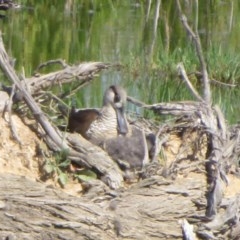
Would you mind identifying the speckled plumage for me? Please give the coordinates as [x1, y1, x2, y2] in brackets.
[68, 85, 129, 145]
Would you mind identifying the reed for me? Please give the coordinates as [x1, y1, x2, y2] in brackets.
[1, 0, 239, 123]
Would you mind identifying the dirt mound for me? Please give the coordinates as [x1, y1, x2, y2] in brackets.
[0, 114, 41, 179]
[0, 114, 82, 196]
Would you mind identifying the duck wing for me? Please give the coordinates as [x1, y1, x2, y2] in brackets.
[68, 108, 100, 138]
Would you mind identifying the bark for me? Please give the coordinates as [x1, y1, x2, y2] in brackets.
[26, 61, 112, 95]
[0, 172, 207, 240]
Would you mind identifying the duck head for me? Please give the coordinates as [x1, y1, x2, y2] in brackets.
[103, 85, 129, 135]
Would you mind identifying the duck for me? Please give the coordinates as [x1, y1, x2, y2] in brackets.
[103, 127, 150, 171]
[68, 85, 129, 145]
[67, 85, 158, 171]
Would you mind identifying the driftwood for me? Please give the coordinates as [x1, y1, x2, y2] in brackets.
[0, 1, 240, 239]
[1, 60, 113, 100]
[176, 1, 227, 220]
[1, 169, 240, 239]
[0, 173, 207, 240]
[27, 61, 112, 95]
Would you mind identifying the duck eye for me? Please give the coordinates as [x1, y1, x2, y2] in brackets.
[114, 94, 121, 103]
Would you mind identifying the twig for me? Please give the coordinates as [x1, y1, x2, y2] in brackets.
[127, 96, 146, 107]
[128, 94, 206, 116]
[180, 219, 195, 240]
[34, 59, 69, 74]
[189, 71, 237, 88]
[177, 63, 204, 102]
[3, 84, 22, 145]
[66, 79, 93, 98]
[39, 91, 69, 109]
[194, 0, 199, 34]
[210, 78, 237, 88]
[151, 124, 168, 162]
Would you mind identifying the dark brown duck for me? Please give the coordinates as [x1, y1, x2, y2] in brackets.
[68, 85, 129, 145]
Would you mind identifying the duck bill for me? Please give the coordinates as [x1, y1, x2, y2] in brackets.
[116, 108, 128, 135]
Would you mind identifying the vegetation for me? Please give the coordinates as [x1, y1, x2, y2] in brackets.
[0, 0, 239, 123]
[44, 149, 70, 186]
[44, 149, 97, 186]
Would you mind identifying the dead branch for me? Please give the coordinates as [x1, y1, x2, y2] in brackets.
[66, 133, 123, 189]
[148, 101, 207, 115]
[177, 62, 204, 102]
[1, 61, 113, 100]
[26, 61, 112, 95]
[128, 15, 236, 229]
[0, 35, 68, 150]
[128, 96, 206, 116]
[181, 219, 195, 240]
[174, 1, 234, 222]
[176, 0, 211, 104]
[127, 95, 147, 107]
[4, 84, 22, 145]
[34, 59, 69, 73]
[191, 71, 237, 88]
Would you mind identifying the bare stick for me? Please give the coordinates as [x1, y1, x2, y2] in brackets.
[177, 63, 204, 101]
[181, 219, 195, 240]
[176, 0, 211, 104]
[127, 96, 147, 107]
[3, 84, 22, 145]
[0, 34, 68, 150]
[189, 71, 237, 88]
[128, 94, 204, 116]
[210, 78, 236, 88]
[27, 62, 111, 94]
[34, 59, 69, 73]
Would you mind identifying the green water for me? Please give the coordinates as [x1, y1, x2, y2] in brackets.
[0, 0, 240, 123]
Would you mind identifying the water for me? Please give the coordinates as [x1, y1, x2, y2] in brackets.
[0, 0, 239, 123]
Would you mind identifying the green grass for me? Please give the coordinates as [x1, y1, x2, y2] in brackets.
[120, 44, 240, 124]
[1, 0, 239, 125]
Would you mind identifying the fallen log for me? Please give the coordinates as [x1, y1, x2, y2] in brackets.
[0, 172, 207, 240]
